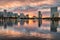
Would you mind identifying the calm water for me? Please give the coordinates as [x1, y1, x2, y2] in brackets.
[0, 19, 60, 40]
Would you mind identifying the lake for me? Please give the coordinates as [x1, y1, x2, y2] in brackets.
[0, 19, 60, 40]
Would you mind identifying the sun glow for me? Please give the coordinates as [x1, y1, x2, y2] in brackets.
[29, 16, 32, 18]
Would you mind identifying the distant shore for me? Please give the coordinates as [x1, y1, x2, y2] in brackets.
[0, 17, 60, 20]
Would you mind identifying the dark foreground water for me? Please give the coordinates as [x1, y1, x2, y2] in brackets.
[0, 19, 60, 40]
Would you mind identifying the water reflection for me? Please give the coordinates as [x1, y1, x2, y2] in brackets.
[4, 19, 7, 29]
[50, 20, 59, 32]
[20, 19, 25, 25]
[15, 19, 18, 25]
[25, 19, 29, 24]
[19, 19, 42, 27]
[0, 19, 60, 40]
[0, 19, 59, 32]
[33, 19, 36, 23]
[0, 19, 18, 30]
[38, 19, 42, 27]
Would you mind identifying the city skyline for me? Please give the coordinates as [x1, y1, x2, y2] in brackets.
[0, 0, 60, 18]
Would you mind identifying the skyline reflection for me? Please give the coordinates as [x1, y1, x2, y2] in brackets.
[50, 20, 59, 32]
[0, 19, 59, 40]
[0, 19, 59, 32]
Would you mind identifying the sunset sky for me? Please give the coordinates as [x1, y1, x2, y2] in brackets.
[0, 0, 60, 18]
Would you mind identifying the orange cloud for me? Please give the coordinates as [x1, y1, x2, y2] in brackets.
[0, 0, 55, 9]
[0, 0, 57, 18]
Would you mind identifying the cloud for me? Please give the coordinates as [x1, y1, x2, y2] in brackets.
[0, 0, 59, 9]
[0, 0, 55, 9]
[0, 0, 60, 18]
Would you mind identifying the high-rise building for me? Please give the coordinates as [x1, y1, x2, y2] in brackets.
[3, 9, 7, 17]
[38, 11, 42, 19]
[54, 12, 59, 18]
[0, 12, 4, 17]
[51, 7, 58, 18]
[4, 9, 7, 13]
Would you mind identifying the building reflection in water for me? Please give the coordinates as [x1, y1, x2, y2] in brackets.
[7, 20, 13, 26]
[50, 20, 59, 32]
[20, 19, 25, 25]
[33, 19, 36, 23]
[38, 19, 42, 27]
[0, 20, 3, 26]
[0, 19, 42, 29]
[4, 19, 7, 29]
[0, 19, 18, 29]
[15, 19, 18, 25]
[25, 19, 29, 24]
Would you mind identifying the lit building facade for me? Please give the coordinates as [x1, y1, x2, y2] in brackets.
[54, 12, 59, 18]
[51, 7, 58, 18]
[38, 11, 42, 18]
